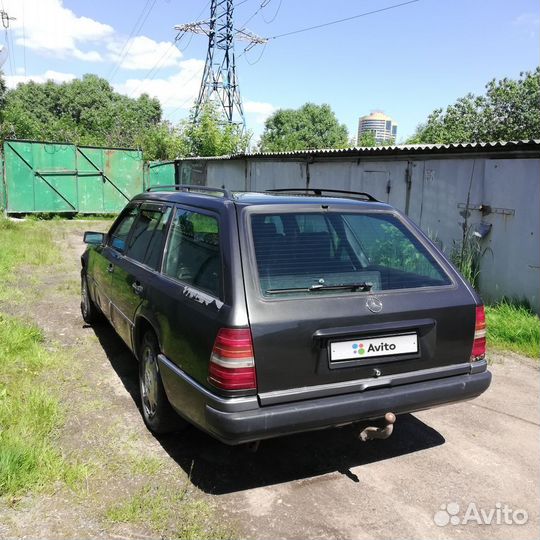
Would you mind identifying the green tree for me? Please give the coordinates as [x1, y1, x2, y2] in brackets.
[357, 131, 395, 147]
[0, 72, 6, 120]
[135, 123, 186, 161]
[178, 102, 251, 157]
[358, 131, 377, 146]
[408, 68, 540, 143]
[0, 73, 251, 160]
[259, 103, 348, 152]
[0, 73, 165, 155]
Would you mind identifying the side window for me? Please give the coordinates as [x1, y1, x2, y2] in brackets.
[163, 208, 221, 298]
[109, 206, 138, 253]
[125, 207, 171, 268]
[144, 207, 171, 270]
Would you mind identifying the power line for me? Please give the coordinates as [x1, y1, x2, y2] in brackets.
[194, 0, 213, 20]
[127, 1, 211, 98]
[237, 0, 271, 30]
[108, 0, 158, 82]
[164, 69, 203, 118]
[243, 40, 267, 65]
[21, 0, 26, 76]
[108, 0, 152, 79]
[0, 2, 15, 76]
[127, 37, 179, 98]
[175, 0, 267, 130]
[266, 0, 420, 40]
[166, 21, 265, 121]
[261, 0, 282, 24]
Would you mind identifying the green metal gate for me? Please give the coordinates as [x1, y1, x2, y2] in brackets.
[3, 140, 144, 214]
[0, 158, 5, 210]
[147, 160, 176, 188]
[146, 159, 208, 189]
[77, 146, 142, 213]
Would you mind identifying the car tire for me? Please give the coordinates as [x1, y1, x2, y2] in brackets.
[81, 273, 102, 325]
[138, 330, 187, 435]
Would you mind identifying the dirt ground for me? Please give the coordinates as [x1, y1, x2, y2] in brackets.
[0, 221, 538, 540]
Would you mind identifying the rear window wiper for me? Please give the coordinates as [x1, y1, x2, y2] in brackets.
[266, 282, 373, 294]
[308, 282, 373, 292]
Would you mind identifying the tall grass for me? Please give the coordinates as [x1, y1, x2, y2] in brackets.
[486, 301, 540, 359]
[0, 217, 59, 301]
[0, 217, 84, 494]
[0, 314, 84, 494]
[450, 230, 483, 289]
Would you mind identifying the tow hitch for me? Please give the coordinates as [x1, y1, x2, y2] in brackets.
[358, 412, 396, 441]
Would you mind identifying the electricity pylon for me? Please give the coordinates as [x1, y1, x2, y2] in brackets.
[175, 0, 267, 131]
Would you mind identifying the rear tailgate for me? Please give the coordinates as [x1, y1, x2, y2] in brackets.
[238, 204, 477, 405]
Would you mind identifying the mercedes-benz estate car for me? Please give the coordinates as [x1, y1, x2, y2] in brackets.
[81, 186, 491, 444]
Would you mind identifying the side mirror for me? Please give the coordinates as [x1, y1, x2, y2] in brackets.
[84, 231, 105, 245]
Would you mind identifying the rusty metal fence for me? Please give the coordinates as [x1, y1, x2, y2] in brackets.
[2, 140, 144, 214]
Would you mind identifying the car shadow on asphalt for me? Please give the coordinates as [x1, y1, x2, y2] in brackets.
[91, 321, 446, 496]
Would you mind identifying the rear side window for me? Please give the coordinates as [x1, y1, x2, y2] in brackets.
[109, 206, 138, 253]
[126, 207, 171, 269]
[250, 212, 451, 296]
[163, 209, 221, 298]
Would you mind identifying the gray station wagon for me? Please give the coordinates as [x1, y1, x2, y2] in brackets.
[81, 186, 491, 445]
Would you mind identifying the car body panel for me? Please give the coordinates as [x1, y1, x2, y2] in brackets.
[236, 204, 477, 397]
[81, 189, 492, 445]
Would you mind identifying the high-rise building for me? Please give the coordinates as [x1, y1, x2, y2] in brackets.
[357, 111, 398, 144]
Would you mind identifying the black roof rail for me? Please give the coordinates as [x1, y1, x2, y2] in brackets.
[265, 188, 378, 202]
[145, 184, 232, 199]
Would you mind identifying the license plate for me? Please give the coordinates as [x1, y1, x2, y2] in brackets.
[330, 333, 418, 361]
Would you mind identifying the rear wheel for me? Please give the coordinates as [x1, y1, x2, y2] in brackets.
[81, 273, 102, 325]
[139, 331, 186, 434]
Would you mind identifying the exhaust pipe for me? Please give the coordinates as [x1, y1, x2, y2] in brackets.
[358, 412, 396, 441]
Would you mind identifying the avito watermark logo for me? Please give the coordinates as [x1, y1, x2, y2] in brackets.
[434, 502, 528, 526]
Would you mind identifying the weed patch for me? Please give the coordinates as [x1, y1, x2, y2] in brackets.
[486, 301, 539, 358]
[0, 314, 86, 495]
[106, 485, 233, 539]
[0, 217, 59, 302]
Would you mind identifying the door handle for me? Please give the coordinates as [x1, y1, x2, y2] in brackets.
[107, 263, 114, 273]
[132, 282, 144, 295]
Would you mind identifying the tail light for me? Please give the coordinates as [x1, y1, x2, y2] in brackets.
[209, 328, 257, 391]
[470, 305, 486, 361]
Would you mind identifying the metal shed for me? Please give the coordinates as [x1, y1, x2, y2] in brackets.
[171, 140, 540, 311]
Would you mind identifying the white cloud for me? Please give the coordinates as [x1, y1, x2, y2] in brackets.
[3, 0, 112, 61]
[115, 58, 205, 112]
[72, 49, 103, 62]
[5, 70, 76, 88]
[244, 100, 275, 124]
[107, 36, 183, 70]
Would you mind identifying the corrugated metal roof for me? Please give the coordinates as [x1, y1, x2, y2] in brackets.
[176, 139, 540, 161]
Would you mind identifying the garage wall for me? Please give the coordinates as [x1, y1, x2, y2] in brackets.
[196, 154, 539, 311]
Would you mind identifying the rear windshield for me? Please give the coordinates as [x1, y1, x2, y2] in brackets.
[250, 212, 451, 296]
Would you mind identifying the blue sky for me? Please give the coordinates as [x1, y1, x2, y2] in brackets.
[1, 0, 539, 144]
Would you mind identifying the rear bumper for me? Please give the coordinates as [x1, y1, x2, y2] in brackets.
[158, 354, 492, 445]
[206, 370, 492, 444]
[206, 371, 491, 444]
